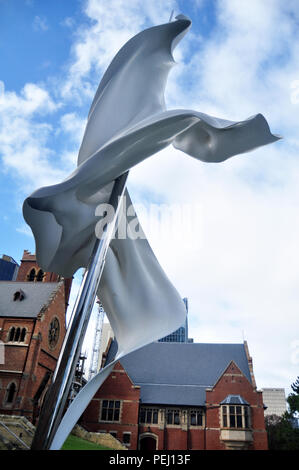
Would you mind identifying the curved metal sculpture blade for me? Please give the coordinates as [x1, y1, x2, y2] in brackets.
[23, 15, 280, 449]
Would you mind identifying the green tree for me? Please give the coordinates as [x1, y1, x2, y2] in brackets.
[265, 377, 299, 450]
[291, 376, 299, 394]
[287, 376, 299, 417]
[265, 413, 299, 450]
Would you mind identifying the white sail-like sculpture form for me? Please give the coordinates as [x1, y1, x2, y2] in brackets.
[23, 15, 280, 449]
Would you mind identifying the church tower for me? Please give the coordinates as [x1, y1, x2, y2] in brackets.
[16, 250, 73, 310]
[0, 250, 73, 422]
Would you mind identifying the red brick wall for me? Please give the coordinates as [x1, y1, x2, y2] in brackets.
[21, 282, 67, 418]
[81, 362, 209, 451]
[162, 428, 188, 450]
[81, 362, 140, 449]
[0, 318, 34, 371]
[16, 250, 57, 282]
[205, 361, 268, 450]
[188, 428, 206, 450]
[136, 422, 206, 450]
[0, 317, 35, 414]
[0, 282, 67, 420]
[80, 350, 268, 451]
[16, 250, 72, 307]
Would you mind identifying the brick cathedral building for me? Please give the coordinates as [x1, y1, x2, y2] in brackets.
[0, 249, 268, 450]
[0, 250, 72, 423]
[80, 339, 268, 450]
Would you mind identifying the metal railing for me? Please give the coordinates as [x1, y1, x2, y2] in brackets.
[0, 420, 30, 450]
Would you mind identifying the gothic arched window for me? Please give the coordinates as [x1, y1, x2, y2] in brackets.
[6, 382, 16, 404]
[8, 327, 15, 342]
[28, 268, 36, 282]
[36, 269, 44, 282]
[14, 327, 21, 342]
[20, 328, 26, 342]
[8, 326, 27, 343]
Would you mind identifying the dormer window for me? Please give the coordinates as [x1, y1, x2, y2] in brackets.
[220, 395, 251, 429]
[13, 289, 25, 301]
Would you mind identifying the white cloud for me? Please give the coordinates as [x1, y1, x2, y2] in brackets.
[0, 81, 66, 190]
[60, 17, 76, 29]
[0, 81, 57, 116]
[33, 15, 49, 32]
[59, 112, 86, 145]
[16, 225, 33, 236]
[126, 0, 299, 391]
[60, 0, 178, 102]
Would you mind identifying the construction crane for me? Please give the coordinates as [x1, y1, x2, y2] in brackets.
[88, 298, 105, 381]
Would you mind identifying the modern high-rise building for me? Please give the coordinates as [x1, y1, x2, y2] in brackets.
[97, 297, 192, 370]
[0, 254, 19, 281]
[158, 297, 192, 343]
[262, 388, 287, 416]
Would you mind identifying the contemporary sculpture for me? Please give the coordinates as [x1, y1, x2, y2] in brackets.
[24, 15, 280, 450]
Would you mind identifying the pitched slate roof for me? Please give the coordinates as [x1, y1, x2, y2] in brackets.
[220, 394, 249, 405]
[0, 281, 61, 318]
[105, 340, 252, 406]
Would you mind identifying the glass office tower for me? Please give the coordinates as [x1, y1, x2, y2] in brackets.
[0, 255, 19, 281]
[158, 298, 190, 343]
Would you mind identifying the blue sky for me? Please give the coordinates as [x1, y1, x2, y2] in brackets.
[1, 0, 299, 394]
[0, 2, 78, 89]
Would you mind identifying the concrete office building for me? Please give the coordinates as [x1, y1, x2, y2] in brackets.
[262, 388, 287, 417]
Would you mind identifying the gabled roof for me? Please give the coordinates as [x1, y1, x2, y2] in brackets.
[0, 281, 61, 318]
[105, 340, 252, 406]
